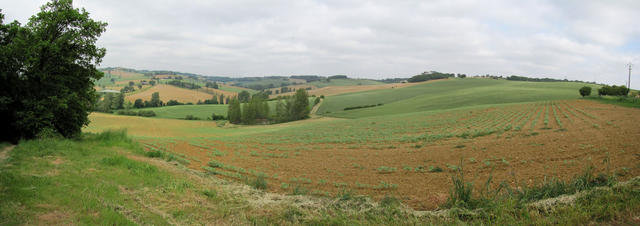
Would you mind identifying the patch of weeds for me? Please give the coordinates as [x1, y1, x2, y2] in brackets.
[428, 166, 443, 173]
[208, 160, 223, 168]
[380, 195, 401, 208]
[201, 189, 217, 199]
[282, 207, 305, 222]
[251, 175, 267, 190]
[373, 181, 398, 190]
[144, 150, 164, 158]
[292, 185, 308, 195]
[281, 183, 290, 189]
[447, 164, 460, 171]
[376, 166, 397, 174]
[333, 182, 348, 188]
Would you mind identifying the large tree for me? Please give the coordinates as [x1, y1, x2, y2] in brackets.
[290, 89, 310, 120]
[227, 98, 242, 124]
[0, 0, 107, 142]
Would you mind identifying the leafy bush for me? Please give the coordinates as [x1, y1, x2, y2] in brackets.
[166, 100, 184, 106]
[579, 86, 592, 97]
[184, 115, 200, 120]
[211, 113, 225, 120]
[136, 110, 155, 117]
[598, 85, 629, 96]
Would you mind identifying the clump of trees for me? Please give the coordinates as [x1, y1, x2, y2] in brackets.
[167, 80, 201, 89]
[597, 85, 629, 96]
[274, 89, 310, 123]
[96, 92, 125, 112]
[228, 89, 310, 124]
[408, 71, 455, 83]
[238, 91, 251, 103]
[205, 82, 219, 89]
[0, 0, 107, 141]
[579, 86, 592, 97]
[116, 110, 156, 117]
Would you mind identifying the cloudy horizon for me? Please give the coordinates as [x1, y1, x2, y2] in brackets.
[2, 0, 639, 87]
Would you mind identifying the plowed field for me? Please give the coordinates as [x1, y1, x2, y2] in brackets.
[87, 100, 640, 210]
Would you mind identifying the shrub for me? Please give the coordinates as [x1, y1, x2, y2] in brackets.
[144, 150, 164, 158]
[166, 100, 183, 106]
[251, 175, 268, 190]
[211, 113, 225, 120]
[579, 86, 592, 97]
[184, 115, 200, 120]
[137, 110, 156, 117]
[598, 85, 629, 96]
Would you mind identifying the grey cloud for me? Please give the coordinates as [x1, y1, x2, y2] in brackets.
[1, 0, 638, 87]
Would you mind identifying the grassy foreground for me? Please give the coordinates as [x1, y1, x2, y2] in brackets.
[1, 131, 639, 225]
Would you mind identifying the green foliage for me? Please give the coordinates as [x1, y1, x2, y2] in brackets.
[0, 0, 107, 142]
[597, 85, 629, 96]
[115, 110, 156, 117]
[579, 86, 592, 97]
[184, 115, 200, 120]
[227, 98, 242, 124]
[205, 81, 219, 89]
[167, 80, 201, 89]
[251, 175, 268, 190]
[134, 99, 144, 108]
[407, 71, 455, 83]
[516, 166, 614, 202]
[238, 90, 251, 103]
[240, 97, 269, 124]
[150, 92, 162, 107]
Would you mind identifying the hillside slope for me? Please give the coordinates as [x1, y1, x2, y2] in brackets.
[318, 78, 598, 118]
[125, 84, 231, 103]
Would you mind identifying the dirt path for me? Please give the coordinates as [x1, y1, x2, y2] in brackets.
[310, 98, 323, 115]
[0, 145, 15, 164]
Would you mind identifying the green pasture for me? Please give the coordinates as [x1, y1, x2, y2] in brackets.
[308, 78, 384, 88]
[318, 78, 600, 118]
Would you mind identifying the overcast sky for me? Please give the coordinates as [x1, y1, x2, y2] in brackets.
[2, 0, 639, 87]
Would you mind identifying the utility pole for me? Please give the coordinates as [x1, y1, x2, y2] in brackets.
[628, 62, 633, 95]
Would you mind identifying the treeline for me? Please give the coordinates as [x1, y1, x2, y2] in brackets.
[344, 103, 383, 111]
[597, 85, 629, 96]
[167, 80, 201, 89]
[407, 71, 455, 83]
[227, 89, 313, 125]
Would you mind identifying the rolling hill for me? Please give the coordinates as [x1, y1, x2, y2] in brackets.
[125, 84, 218, 103]
[317, 78, 599, 118]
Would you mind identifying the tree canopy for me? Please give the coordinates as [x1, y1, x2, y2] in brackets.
[0, 0, 107, 142]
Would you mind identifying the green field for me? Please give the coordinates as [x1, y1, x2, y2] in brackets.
[318, 78, 600, 118]
[130, 97, 317, 120]
[142, 104, 229, 120]
[308, 78, 384, 88]
[218, 84, 257, 94]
